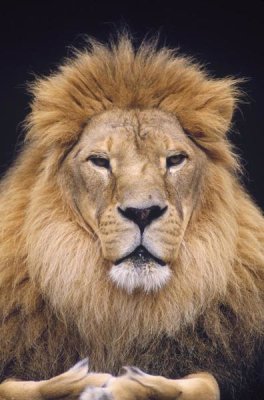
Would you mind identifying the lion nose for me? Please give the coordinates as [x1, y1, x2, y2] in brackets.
[118, 205, 167, 233]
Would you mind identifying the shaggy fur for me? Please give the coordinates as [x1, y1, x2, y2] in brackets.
[0, 36, 264, 400]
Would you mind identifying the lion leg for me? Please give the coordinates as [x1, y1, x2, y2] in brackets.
[123, 367, 220, 400]
[81, 367, 220, 400]
[0, 362, 219, 400]
[0, 360, 111, 400]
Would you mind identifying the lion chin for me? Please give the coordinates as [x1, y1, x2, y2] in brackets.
[109, 263, 171, 293]
[109, 245, 171, 293]
[109, 247, 171, 293]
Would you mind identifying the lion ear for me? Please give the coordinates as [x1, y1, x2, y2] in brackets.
[191, 77, 242, 141]
[170, 77, 243, 168]
[208, 78, 242, 130]
[213, 81, 237, 125]
[166, 76, 243, 143]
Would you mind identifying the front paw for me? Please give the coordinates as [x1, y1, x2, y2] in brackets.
[93, 367, 220, 400]
[123, 367, 220, 400]
[88, 367, 182, 400]
[39, 360, 111, 399]
[110, 367, 182, 400]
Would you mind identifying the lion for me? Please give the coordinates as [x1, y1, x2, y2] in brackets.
[0, 35, 264, 400]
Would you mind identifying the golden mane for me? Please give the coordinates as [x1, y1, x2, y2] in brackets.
[0, 36, 264, 396]
[26, 36, 240, 167]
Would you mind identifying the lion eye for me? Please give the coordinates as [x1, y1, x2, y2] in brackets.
[88, 156, 110, 169]
[166, 153, 187, 168]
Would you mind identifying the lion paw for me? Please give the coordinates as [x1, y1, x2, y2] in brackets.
[39, 360, 112, 400]
[101, 367, 219, 400]
[0, 360, 219, 400]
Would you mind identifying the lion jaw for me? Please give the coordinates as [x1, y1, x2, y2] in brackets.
[109, 259, 171, 293]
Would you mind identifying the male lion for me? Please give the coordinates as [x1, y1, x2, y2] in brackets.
[0, 36, 264, 400]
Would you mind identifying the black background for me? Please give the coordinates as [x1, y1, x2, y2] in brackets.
[0, 1, 263, 208]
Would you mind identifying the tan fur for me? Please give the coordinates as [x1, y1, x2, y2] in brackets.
[0, 35, 264, 400]
[0, 362, 219, 400]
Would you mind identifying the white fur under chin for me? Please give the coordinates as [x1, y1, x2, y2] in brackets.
[109, 262, 171, 293]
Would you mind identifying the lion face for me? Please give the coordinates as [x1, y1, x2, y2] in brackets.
[62, 108, 207, 293]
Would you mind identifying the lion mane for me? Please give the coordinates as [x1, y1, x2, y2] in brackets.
[0, 36, 264, 399]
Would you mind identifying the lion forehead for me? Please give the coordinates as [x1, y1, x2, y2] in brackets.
[78, 109, 191, 156]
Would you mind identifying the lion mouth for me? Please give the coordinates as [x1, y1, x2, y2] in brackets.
[115, 245, 166, 267]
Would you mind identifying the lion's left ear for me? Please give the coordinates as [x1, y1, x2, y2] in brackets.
[205, 78, 241, 132]
[168, 76, 243, 168]
[211, 80, 237, 124]
[189, 77, 242, 141]
[165, 76, 242, 142]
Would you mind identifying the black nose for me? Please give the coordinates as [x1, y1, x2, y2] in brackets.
[118, 205, 167, 233]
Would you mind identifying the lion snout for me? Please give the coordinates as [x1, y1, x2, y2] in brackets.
[118, 204, 168, 233]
